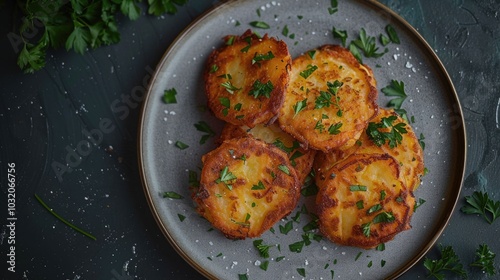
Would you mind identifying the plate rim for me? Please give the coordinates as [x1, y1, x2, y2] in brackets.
[137, 0, 467, 279]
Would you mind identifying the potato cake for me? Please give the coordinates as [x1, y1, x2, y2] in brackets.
[219, 122, 316, 184]
[315, 153, 414, 249]
[193, 137, 301, 239]
[204, 30, 291, 128]
[278, 45, 378, 152]
[315, 108, 424, 191]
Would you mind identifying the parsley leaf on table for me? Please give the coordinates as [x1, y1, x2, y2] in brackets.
[424, 245, 467, 280]
[461, 191, 500, 224]
[14, 0, 189, 73]
[470, 244, 497, 276]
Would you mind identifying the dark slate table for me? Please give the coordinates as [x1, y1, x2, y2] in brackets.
[1, 0, 499, 279]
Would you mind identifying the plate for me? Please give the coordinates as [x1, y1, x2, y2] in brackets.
[138, 0, 466, 279]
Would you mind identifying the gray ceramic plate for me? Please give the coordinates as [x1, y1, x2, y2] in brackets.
[138, 0, 466, 279]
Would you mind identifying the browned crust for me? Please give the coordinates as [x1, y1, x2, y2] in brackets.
[193, 137, 301, 239]
[204, 30, 292, 128]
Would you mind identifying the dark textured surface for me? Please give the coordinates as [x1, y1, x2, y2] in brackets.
[0, 0, 498, 279]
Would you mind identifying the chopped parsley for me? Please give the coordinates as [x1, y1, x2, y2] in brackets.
[162, 191, 184, 199]
[215, 166, 237, 190]
[414, 198, 426, 212]
[382, 80, 408, 111]
[366, 115, 408, 148]
[332, 26, 348, 47]
[249, 21, 270, 29]
[328, 122, 342, 135]
[252, 51, 275, 66]
[162, 88, 177, 104]
[297, 268, 306, 277]
[328, 0, 338, 14]
[385, 24, 400, 44]
[194, 121, 215, 144]
[278, 164, 291, 175]
[175, 141, 189, 150]
[293, 98, 308, 117]
[350, 185, 367, 192]
[220, 80, 241, 94]
[249, 80, 274, 99]
[219, 97, 230, 116]
[253, 239, 274, 258]
[251, 180, 266, 190]
[300, 64, 318, 79]
[279, 221, 294, 235]
[177, 214, 186, 222]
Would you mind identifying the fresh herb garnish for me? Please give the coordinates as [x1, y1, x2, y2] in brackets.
[382, 80, 408, 111]
[162, 88, 177, 104]
[194, 121, 215, 144]
[175, 141, 189, 150]
[219, 97, 230, 116]
[366, 115, 408, 148]
[366, 204, 382, 214]
[328, 0, 338, 14]
[372, 211, 395, 223]
[260, 260, 269, 271]
[315, 80, 344, 110]
[215, 166, 237, 190]
[461, 191, 500, 224]
[328, 122, 342, 135]
[282, 25, 289, 37]
[350, 185, 367, 192]
[278, 165, 291, 175]
[220, 81, 241, 94]
[162, 191, 184, 199]
[240, 36, 252, 53]
[293, 98, 308, 117]
[289, 241, 305, 253]
[14, 1, 188, 73]
[249, 21, 270, 29]
[34, 194, 96, 240]
[385, 24, 400, 44]
[424, 245, 467, 280]
[332, 27, 348, 47]
[252, 51, 275, 66]
[177, 214, 186, 222]
[253, 239, 274, 258]
[352, 28, 387, 59]
[273, 139, 300, 154]
[238, 273, 248, 280]
[249, 80, 274, 99]
[297, 268, 306, 277]
[280, 221, 294, 235]
[414, 198, 426, 212]
[470, 244, 497, 276]
[300, 64, 318, 79]
[356, 200, 364, 209]
[251, 180, 266, 190]
[188, 170, 199, 188]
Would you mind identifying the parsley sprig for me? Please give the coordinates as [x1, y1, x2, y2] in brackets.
[215, 166, 237, 190]
[461, 191, 500, 224]
[13, 0, 188, 73]
[382, 80, 408, 117]
[470, 244, 497, 276]
[424, 245, 467, 280]
[366, 115, 408, 148]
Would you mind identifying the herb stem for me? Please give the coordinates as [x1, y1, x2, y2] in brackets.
[34, 194, 97, 241]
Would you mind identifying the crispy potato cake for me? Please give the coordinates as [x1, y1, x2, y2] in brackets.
[219, 123, 316, 184]
[315, 153, 414, 249]
[194, 137, 300, 239]
[315, 108, 424, 191]
[278, 45, 378, 152]
[204, 30, 292, 128]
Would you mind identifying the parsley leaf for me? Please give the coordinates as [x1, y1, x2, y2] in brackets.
[194, 121, 215, 144]
[162, 191, 184, 199]
[461, 191, 500, 224]
[352, 28, 387, 58]
[300, 64, 318, 79]
[215, 166, 237, 190]
[470, 244, 497, 276]
[249, 80, 274, 98]
[424, 245, 467, 280]
[253, 239, 274, 258]
[148, 0, 188, 16]
[252, 51, 275, 66]
[366, 115, 408, 148]
[163, 88, 177, 104]
[293, 98, 308, 117]
[382, 80, 407, 110]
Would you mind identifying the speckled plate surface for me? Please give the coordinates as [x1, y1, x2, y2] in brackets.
[138, 0, 466, 279]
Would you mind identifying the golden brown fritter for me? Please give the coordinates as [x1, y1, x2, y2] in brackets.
[219, 122, 316, 184]
[278, 45, 378, 152]
[315, 108, 424, 191]
[204, 30, 291, 128]
[194, 137, 301, 239]
[315, 153, 414, 249]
